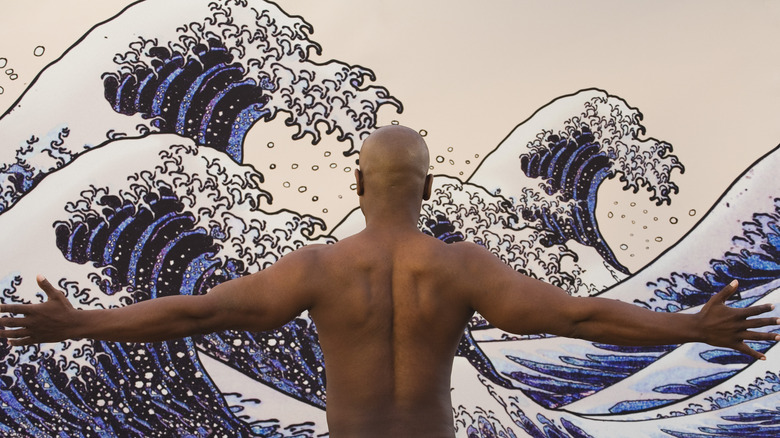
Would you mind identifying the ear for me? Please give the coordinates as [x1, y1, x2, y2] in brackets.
[422, 174, 433, 201]
[355, 168, 364, 196]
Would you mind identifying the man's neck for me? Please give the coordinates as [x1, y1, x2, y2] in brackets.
[360, 199, 423, 233]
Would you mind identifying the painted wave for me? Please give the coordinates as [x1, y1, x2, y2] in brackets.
[0, 0, 401, 213]
[469, 146, 780, 419]
[0, 137, 336, 436]
[470, 89, 684, 276]
[1, 0, 778, 436]
[419, 176, 613, 296]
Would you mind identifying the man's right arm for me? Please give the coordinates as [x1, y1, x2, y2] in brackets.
[0, 277, 220, 345]
[454, 242, 779, 360]
[0, 246, 322, 346]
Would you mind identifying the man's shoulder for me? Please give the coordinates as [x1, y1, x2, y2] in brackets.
[402, 237, 497, 274]
[438, 240, 490, 258]
[276, 243, 332, 269]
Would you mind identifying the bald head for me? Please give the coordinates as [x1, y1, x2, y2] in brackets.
[359, 125, 429, 181]
[356, 126, 432, 215]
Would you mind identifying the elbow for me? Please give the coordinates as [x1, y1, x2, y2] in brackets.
[560, 302, 599, 341]
[186, 294, 225, 335]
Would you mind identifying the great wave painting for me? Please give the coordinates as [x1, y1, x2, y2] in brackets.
[1, 1, 779, 436]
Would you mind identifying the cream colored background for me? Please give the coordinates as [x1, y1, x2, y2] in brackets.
[1, 0, 778, 271]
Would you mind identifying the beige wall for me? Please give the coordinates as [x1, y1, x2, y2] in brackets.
[1, 0, 778, 270]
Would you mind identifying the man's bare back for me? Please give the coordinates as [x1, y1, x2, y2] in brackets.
[1, 125, 778, 438]
[302, 229, 472, 437]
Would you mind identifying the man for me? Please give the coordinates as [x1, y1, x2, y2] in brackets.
[1, 125, 778, 437]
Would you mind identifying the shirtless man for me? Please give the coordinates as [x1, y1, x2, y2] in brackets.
[1, 125, 778, 437]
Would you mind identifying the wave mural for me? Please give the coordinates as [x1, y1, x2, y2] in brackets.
[1, 0, 778, 436]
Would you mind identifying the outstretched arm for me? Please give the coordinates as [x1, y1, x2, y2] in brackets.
[0, 248, 320, 346]
[456, 243, 779, 360]
[0, 276, 215, 345]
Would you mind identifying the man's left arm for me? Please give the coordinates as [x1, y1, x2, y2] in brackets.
[457, 242, 780, 360]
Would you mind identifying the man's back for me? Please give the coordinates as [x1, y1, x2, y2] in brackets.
[306, 228, 474, 437]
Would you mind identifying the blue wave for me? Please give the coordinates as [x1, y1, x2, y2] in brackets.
[103, 40, 271, 163]
[457, 408, 593, 438]
[647, 199, 780, 312]
[519, 124, 626, 273]
[503, 344, 674, 409]
[0, 339, 245, 436]
[53, 187, 328, 408]
[0, 126, 73, 214]
[664, 406, 780, 437]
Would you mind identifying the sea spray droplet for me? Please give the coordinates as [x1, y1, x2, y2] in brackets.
[349, 184, 357, 190]
[312, 165, 319, 171]
[0, 58, 6, 68]
[391, 120, 399, 125]
[324, 151, 331, 157]
[283, 181, 290, 188]
[312, 196, 319, 202]
[270, 164, 276, 169]
[267, 142, 274, 148]
[607, 212, 614, 218]
[620, 244, 628, 251]
[436, 156, 444, 163]
[689, 209, 696, 216]
[419, 130, 428, 137]
[291, 163, 298, 169]
[447, 147, 453, 152]
[298, 186, 307, 193]
[670, 217, 678, 224]
[655, 236, 663, 242]
[33, 46, 45, 57]
[344, 167, 351, 172]
[329, 163, 337, 168]
[0, 86, 3, 95]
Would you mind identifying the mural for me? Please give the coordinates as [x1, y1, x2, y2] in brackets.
[1, 0, 779, 436]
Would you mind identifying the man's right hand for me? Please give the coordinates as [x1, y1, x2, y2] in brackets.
[0, 275, 78, 346]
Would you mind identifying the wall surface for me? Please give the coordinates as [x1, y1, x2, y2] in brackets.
[1, 1, 779, 436]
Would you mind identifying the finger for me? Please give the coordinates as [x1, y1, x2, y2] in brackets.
[734, 342, 766, 361]
[741, 330, 780, 342]
[0, 317, 27, 328]
[739, 303, 775, 318]
[9, 337, 34, 347]
[741, 317, 780, 330]
[0, 328, 31, 339]
[713, 279, 739, 303]
[37, 275, 63, 301]
[0, 303, 33, 315]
